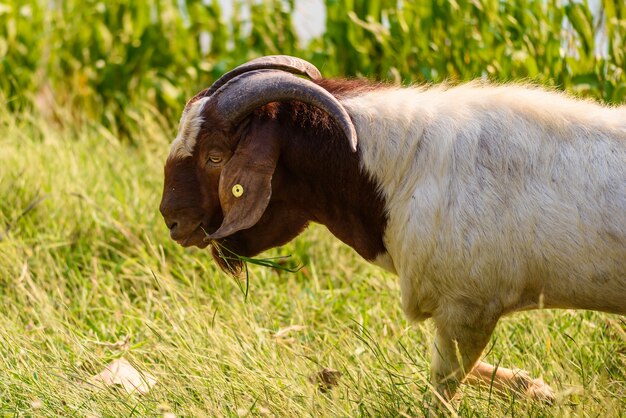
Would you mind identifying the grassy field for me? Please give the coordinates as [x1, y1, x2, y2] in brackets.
[2, 0, 625, 137]
[1, 0, 625, 415]
[0, 108, 624, 416]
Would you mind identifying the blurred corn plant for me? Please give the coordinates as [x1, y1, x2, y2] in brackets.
[0, 0, 624, 139]
[316, 0, 625, 102]
[0, 0, 299, 138]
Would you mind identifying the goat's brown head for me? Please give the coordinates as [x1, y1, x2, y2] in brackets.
[159, 55, 358, 274]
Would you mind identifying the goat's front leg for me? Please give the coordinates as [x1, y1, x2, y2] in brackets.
[430, 308, 498, 401]
[467, 361, 555, 402]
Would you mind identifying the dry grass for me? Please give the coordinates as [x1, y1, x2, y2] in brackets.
[0, 111, 624, 417]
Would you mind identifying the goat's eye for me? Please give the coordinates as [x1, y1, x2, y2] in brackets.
[207, 156, 223, 165]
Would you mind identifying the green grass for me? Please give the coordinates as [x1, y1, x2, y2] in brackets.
[2, 0, 625, 138]
[1, 1, 624, 415]
[1, 108, 625, 417]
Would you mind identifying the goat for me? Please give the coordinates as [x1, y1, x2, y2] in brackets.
[159, 55, 626, 404]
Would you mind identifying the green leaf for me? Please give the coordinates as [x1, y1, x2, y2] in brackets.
[565, 2, 595, 56]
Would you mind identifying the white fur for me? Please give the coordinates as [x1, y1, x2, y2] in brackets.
[168, 97, 210, 160]
[372, 252, 397, 274]
[340, 83, 625, 400]
[341, 84, 626, 321]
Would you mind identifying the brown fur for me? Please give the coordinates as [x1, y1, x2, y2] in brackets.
[160, 79, 388, 273]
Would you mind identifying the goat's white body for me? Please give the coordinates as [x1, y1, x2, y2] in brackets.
[342, 84, 626, 322]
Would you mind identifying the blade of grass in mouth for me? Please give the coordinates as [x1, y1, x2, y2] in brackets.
[202, 228, 303, 273]
[203, 231, 303, 301]
[210, 239, 303, 272]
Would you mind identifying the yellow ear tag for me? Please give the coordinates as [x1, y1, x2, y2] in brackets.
[232, 184, 244, 198]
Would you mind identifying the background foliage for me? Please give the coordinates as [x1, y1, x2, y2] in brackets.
[1, 0, 625, 137]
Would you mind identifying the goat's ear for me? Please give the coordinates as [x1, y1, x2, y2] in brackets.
[209, 125, 280, 239]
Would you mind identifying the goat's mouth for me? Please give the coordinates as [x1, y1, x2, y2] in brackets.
[174, 224, 210, 249]
[209, 238, 245, 276]
[171, 220, 245, 275]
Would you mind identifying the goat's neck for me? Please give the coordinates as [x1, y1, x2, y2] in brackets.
[277, 122, 388, 262]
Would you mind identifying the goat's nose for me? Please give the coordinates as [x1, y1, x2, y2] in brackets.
[161, 210, 180, 235]
[168, 221, 188, 240]
[160, 206, 203, 240]
[164, 218, 184, 238]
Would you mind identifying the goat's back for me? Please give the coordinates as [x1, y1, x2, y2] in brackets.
[341, 84, 626, 318]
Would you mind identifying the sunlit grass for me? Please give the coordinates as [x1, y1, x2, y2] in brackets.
[1, 0, 624, 138]
[0, 110, 624, 416]
[1, 1, 624, 415]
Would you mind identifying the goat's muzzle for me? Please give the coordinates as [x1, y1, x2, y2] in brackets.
[159, 205, 210, 248]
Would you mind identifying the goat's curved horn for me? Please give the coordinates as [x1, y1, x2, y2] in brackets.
[204, 55, 322, 98]
[212, 70, 358, 151]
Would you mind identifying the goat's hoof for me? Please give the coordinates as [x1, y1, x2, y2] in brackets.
[513, 369, 555, 403]
[524, 377, 555, 403]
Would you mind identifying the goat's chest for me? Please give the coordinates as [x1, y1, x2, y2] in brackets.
[381, 191, 529, 320]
